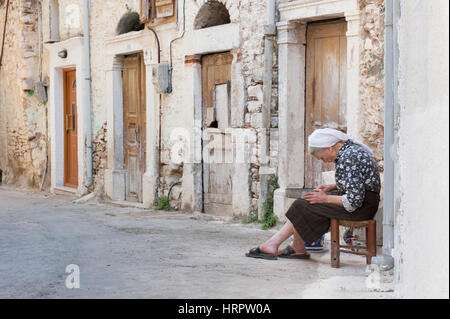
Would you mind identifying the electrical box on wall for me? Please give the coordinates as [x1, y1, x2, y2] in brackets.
[152, 63, 171, 93]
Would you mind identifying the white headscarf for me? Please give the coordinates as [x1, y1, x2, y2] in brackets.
[308, 128, 374, 156]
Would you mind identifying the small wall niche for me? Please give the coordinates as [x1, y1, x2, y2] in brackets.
[194, 1, 230, 30]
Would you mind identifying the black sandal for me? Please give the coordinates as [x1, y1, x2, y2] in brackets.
[245, 247, 278, 260]
[278, 246, 310, 259]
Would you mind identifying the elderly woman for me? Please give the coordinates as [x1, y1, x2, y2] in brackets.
[246, 128, 381, 260]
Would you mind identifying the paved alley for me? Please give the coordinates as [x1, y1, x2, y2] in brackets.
[0, 186, 393, 299]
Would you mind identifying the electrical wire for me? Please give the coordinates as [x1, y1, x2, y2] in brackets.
[146, 25, 161, 63]
[168, 0, 186, 92]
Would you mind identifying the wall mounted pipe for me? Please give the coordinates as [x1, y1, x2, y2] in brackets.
[146, 25, 161, 206]
[372, 0, 396, 270]
[258, 0, 277, 220]
[83, 0, 93, 189]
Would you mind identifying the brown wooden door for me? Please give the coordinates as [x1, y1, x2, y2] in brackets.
[64, 69, 78, 188]
[202, 52, 233, 215]
[123, 54, 146, 202]
[305, 20, 347, 188]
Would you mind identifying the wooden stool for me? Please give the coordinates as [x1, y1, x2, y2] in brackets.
[330, 219, 376, 268]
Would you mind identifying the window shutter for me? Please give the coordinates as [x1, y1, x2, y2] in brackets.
[154, 0, 175, 19]
[139, 0, 150, 23]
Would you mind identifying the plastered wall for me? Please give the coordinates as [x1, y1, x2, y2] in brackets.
[394, 0, 449, 299]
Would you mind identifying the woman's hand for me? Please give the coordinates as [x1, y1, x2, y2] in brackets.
[304, 189, 328, 204]
[315, 184, 336, 193]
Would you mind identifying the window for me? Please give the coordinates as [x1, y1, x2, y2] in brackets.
[140, 0, 176, 25]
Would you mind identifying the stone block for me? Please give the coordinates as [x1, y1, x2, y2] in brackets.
[251, 113, 263, 128]
[247, 100, 262, 113]
[247, 84, 264, 101]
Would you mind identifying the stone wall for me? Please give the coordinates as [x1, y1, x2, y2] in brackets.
[91, 122, 107, 194]
[359, 0, 385, 170]
[161, 0, 277, 213]
[1, 0, 139, 191]
[0, 0, 48, 188]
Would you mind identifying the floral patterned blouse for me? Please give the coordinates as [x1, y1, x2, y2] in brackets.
[335, 140, 381, 212]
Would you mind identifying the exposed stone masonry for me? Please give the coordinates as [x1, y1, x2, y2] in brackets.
[1, 0, 47, 188]
[359, 0, 385, 170]
[91, 122, 107, 194]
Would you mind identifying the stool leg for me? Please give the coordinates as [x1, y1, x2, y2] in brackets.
[331, 219, 340, 268]
[366, 220, 377, 264]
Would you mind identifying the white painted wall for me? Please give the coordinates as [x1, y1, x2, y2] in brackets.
[394, 0, 449, 299]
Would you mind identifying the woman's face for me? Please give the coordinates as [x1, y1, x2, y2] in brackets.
[313, 147, 336, 163]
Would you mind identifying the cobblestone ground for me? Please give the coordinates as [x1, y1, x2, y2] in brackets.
[0, 186, 393, 299]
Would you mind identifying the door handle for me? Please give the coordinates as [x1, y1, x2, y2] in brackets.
[72, 104, 76, 132]
[65, 114, 73, 132]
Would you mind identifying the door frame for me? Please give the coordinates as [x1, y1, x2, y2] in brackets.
[274, 0, 362, 220]
[122, 53, 146, 203]
[46, 36, 87, 195]
[304, 18, 348, 188]
[200, 52, 234, 215]
[103, 30, 159, 207]
[182, 48, 253, 216]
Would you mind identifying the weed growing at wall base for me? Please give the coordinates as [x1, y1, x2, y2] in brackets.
[261, 197, 277, 230]
[242, 212, 259, 224]
[155, 196, 171, 211]
[241, 178, 279, 229]
[261, 178, 279, 230]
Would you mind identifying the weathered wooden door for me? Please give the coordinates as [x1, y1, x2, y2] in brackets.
[305, 20, 347, 188]
[64, 69, 78, 188]
[202, 52, 233, 215]
[123, 54, 146, 202]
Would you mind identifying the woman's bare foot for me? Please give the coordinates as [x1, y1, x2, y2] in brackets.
[258, 241, 279, 255]
[290, 242, 307, 255]
[259, 240, 307, 255]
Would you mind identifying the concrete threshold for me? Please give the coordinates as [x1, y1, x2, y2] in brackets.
[108, 200, 147, 209]
[53, 186, 77, 195]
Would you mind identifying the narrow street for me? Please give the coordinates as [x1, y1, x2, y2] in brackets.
[0, 186, 393, 299]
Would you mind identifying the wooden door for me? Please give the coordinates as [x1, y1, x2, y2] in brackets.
[64, 69, 78, 188]
[202, 52, 233, 215]
[305, 20, 347, 188]
[123, 54, 146, 202]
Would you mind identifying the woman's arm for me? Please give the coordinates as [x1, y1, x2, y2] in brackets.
[304, 190, 344, 207]
[326, 195, 344, 207]
[315, 184, 337, 192]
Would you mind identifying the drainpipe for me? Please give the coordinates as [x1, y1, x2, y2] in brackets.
[372, 0, 397, 270]
[0, 0, 10, 69]
[83, 0, 93, 189]
[258, 0, 277, 220]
